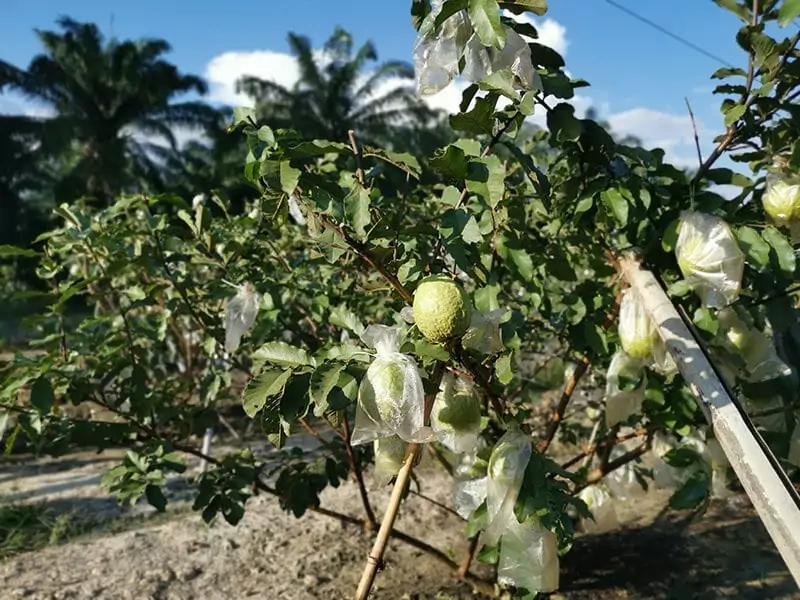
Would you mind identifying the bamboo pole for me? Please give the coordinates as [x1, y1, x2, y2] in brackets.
[621, 257, 800, 587]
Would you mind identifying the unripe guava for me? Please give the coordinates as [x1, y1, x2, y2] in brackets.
[412, 275, 472, 342]
[359, 360, 407, 424]
[763, 178, 800, 227]
[622, 336, 655, 361]
[374, 436, 408, 476]
[726, 327, 748, 350]
[434, 391, 481, 432]
[677, 237, 717, 276]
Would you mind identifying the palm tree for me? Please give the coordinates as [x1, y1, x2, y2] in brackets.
[0, 17, 219, 205]
[237, 27, 443, 150]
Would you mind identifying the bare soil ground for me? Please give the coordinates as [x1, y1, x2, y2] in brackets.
[0, 442, 797, 600]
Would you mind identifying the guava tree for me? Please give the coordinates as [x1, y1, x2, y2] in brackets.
[2, 0, 800, 597]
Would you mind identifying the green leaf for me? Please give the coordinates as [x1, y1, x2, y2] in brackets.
[723, 103, 746, 126]
[478, 70, 519, 100]
[546, 103, 581, 143]
[30, 378, 54, 414]
[496, 353, 513, 384]
[344, 186, 371, 240]
[736, 226, 771, 270]
[257, 125, 275, 146]
[662, 219, 680, 252]
[762, 226, 796, 276]
[668, 468, 709, 510]
[145, 485, 167, 512]
[283, 140, 350, 158]
[714, 0, 750, 22]
[498, 0, 547, 15]
[435, 0, 469, 28]
[468, 0, 506, 48]
[329, 305, 366, 336]
[252, 342, 311, 368]
[310, 362, 346, 416]
[242, 369, 292, 418]
[430, 145, 469, 180]
[693, 307, 719, 337]
[450, 95, 497, 135]
[441, 208, 484, 246]
[280, 161, 301, 195]
[778, 0, 800, 26]
[231, 106, 257, 129]
[362, 149, 421, 178]
[0, 245, 39, 258]
[466, 155, 506, 207]
[600, 188, 629, 226]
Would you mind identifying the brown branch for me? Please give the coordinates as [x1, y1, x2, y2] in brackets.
[342, 412, 378, 530]
[409, 489, 465, 521]
[561, 427, 650, 470]
[684, 97, 703, 168]
[454, 345, 505, 419]
[355, 361, 446, 600]
[428, 443, 454, 477]
[576, 437, 652, 494]
[458, 535, 481, 579]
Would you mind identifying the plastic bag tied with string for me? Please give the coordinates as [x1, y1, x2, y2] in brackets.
[431, 372, 482, 454]
[452, 444, 490, 520]
[763, 168, 800, 235]
[577, 485, 619, 533]
[604, 351, 647, 427]
[483, 426, 532, 545]
[497, 516, 559, 594]
[462, 308, 506, 355]
[716, 307, 791, 383]
[675, 210, 745, 308]
[224, 282, 261, 353]
[351, 324, 433, 445]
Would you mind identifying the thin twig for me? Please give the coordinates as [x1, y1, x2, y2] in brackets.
[342, 412, 378, 530]
[457, 536, 481, 578]
[409, 489, 465, 521]
[576, 437, 653, 493]
[684, 97, 703, 168]
[561, 427, 650, 470]
[355, 361, 446, 600]
[348, 130, 365, 187]
[427, 443, 454, 477]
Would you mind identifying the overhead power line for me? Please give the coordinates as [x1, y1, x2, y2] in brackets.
[604, 0, 733, 67]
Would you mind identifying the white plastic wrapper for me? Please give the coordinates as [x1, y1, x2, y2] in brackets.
[430, 373, 482, 454]
[670, 430, 730, 499]
[462, 308, 506, 354]
[651, 336, 679, 376]
[604, 444, 641, 500]
[675, 210, 745, 308]
[373, 436, 416, 486]
[604, 351, 647, 427]
[618, 288, 657, 361]
[483, 427, 532, 545]
[412, 2, 472, 96]
[462, 28, 540, 92]
[717, 307, 791, 383]
[351, 325, 433, 446]
[224, 282, 261, 352]
[452, 446, 489, 520]
[578, 485, 619, 533]
[497, 516, 559, 594]
[763, 171, 800, 230]
[651, 431, 683, 489]
[288, 194, 307, 226]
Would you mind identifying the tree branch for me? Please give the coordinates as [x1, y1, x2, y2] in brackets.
[342, 411, 378, 530]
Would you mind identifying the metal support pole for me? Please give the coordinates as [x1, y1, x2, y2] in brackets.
[622, 258, 800, 587]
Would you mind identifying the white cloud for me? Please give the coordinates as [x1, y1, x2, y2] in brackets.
[205, 50, 302, 106]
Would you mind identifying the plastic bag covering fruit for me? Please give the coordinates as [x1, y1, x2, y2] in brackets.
[672, 430, 730, 499]
[412, 275, 472, 342]
[462, 28, 540, 92]
[431, 373, 482, 453]
[763, 171, 800, 230]
[577, 485, 619, 533]
[224, 282, 261, 352]
[462, 308, 506, 354]
[452, 445, 490, 519]
[484, 426, 532, 545]
[604, 444, 641, 500]
[373, 436, 420, 486]
[618, 288, 657, 360]
[604, 351, 647, 427]
[497, 516, 559, 593]
[351, 324, 433, 445]
[675, 210, 745, 308]
[651, 431, 684, 489]
[412, 0, 472, 96]
[716, 307, 791, 383]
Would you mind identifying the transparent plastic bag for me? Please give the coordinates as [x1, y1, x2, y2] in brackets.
[484, 426, 532, 545]
[373, 436, 421, 486]
[351, 324, 433, 445]
[497, 516, 559, 594]
[618, 288, 657, 361]
[676, 430, 730, 499]
[463, 28, 539, 91]
[763, 171, 800, 230]
[224, 282, 261, 352]
[462, 308, 506, 354]
[412, 3, 472, 96]
[675, 210, 745, 308]
[717, 307, 792, 383]
[604, 351, 647, 427]
[288, 194, 307, 226]
[577, 485, 619, 533]
[452, 445, 490, 519]
[651, 431, 683, 489]
[431, 373, 482, 454]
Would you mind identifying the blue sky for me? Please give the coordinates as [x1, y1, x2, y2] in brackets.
[0, 0, 769, 167]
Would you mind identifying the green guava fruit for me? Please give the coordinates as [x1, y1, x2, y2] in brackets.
[726, 326, 748, 350]
[435, 391, 481, 432]
[359, 360, 406, 423]
[622, 334, 655, 360]
[374, 436, 408, 476]
[412, 275, 472, 342]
